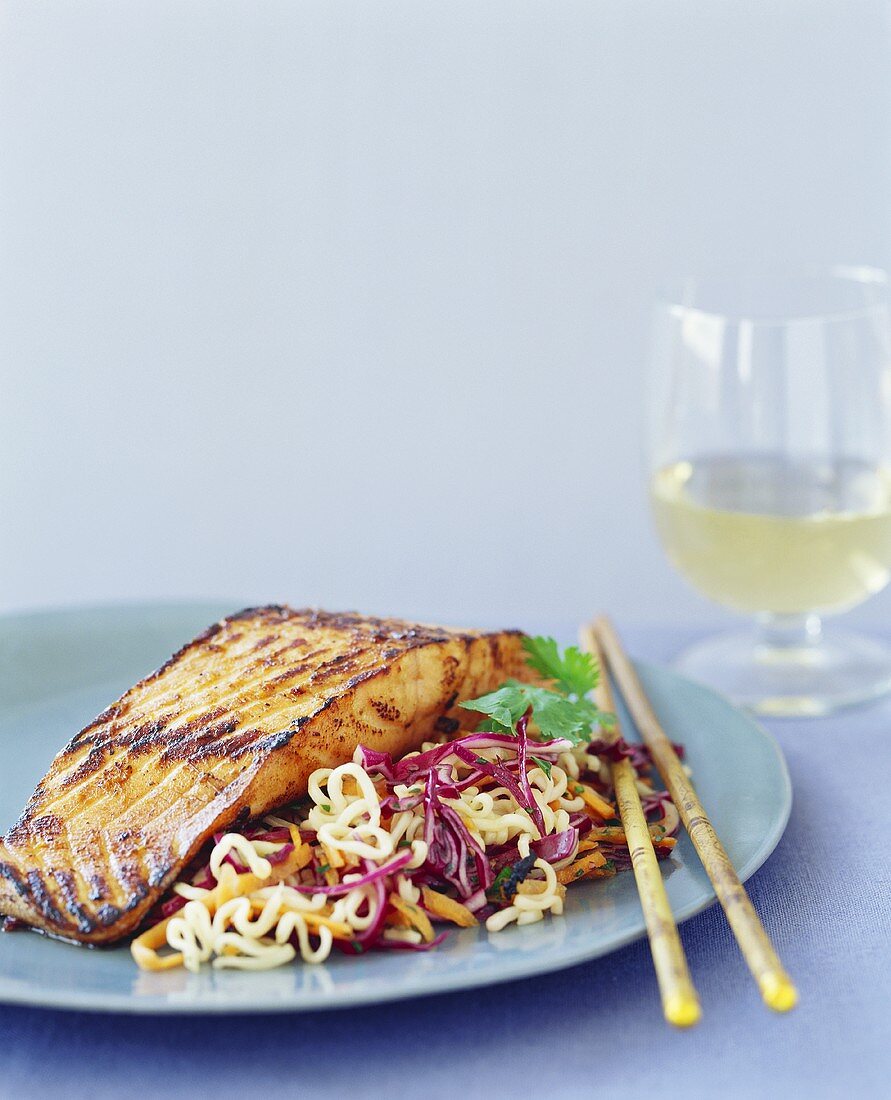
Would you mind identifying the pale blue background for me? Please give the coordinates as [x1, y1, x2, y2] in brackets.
[2, 0, 891, 632]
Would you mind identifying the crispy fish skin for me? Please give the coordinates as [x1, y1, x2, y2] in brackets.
[0, 606, 529, 945]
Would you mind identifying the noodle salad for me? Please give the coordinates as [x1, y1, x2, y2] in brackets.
[132, 639, 682, 973]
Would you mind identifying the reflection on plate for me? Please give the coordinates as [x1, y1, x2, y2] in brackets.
[0, 604, 791, 1014]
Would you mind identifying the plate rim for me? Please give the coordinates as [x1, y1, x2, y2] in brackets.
[0, 607, 792, 1015]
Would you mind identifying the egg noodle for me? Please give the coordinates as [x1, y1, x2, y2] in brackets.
[132, 728, 680, 973]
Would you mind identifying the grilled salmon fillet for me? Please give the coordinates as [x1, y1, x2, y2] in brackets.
[0, 606, 530, 945]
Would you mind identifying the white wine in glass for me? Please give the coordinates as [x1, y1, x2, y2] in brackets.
[649, 268, 891, 716]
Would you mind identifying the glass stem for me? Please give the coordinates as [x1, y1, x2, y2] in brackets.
[756, 613, 823, 650]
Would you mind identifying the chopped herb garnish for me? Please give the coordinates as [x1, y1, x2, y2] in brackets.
[488, 866, 513, 899]
[532, 756, 552, 778]
[459, 636, 615, 746]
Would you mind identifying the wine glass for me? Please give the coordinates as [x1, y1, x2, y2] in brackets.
[648, 266, 891, 716]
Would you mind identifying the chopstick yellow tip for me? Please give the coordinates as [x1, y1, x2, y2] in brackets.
[760, 974, 798, 1013]
[664, 993, 702, 1029]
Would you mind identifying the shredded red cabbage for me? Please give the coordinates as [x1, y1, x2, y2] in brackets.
[531, 827, 578, 864]
[160, 895, 188, 918]
[283, 850, 413, 897]
[266, 843, 296, 866]
[588, 736, 685, 769]
[358, 731, 572, 787]
[422, 766, 492, 899]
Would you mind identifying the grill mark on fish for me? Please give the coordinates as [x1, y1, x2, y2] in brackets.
[27, 870, 64, 925]
[97, 904, 122, 927]
[58, 746, 107, 786]
[6, 800, 58, 918]
[88, 873, 108, 902]
[0, 862, 27, 900]
[85, 827, 125, 924]
[266, 663, 313, 688]
[53, 869, 94, 934]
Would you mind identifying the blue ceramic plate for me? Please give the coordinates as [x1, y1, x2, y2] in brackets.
[0, 604, 791, 1014]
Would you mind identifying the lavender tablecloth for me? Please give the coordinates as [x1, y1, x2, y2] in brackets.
[1, 627, 887, 1099]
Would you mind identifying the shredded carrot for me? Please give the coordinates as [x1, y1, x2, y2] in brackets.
[292, 842, 314, 871]
[388, 895, 435, 942]
[419, 887, 478, 927]
[130, 947, 184, 971]
[575, 837, 603, 855]
[556, 848, 610, 885]
[130, 916, 183, 971]
[572, 782, 616, 819]
[321, 842, 345, 869]
[386, 905, 413, 930]
[560, 864, 617, 885]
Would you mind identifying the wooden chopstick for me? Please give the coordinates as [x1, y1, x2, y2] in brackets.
[590, 615, 798, 1013]
[581, 625, 701, 1028]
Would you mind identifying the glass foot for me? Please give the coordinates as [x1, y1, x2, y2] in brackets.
[674, 623, 891, 717]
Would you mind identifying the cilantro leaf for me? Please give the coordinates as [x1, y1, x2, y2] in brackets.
[459, 637, 614, 747]
[457, 683, 531, 733]
[518, 683, 598, 742]
[475, 718, 507, 733]
[459, 679, 612, 746]
[522, 635, 599, 698]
